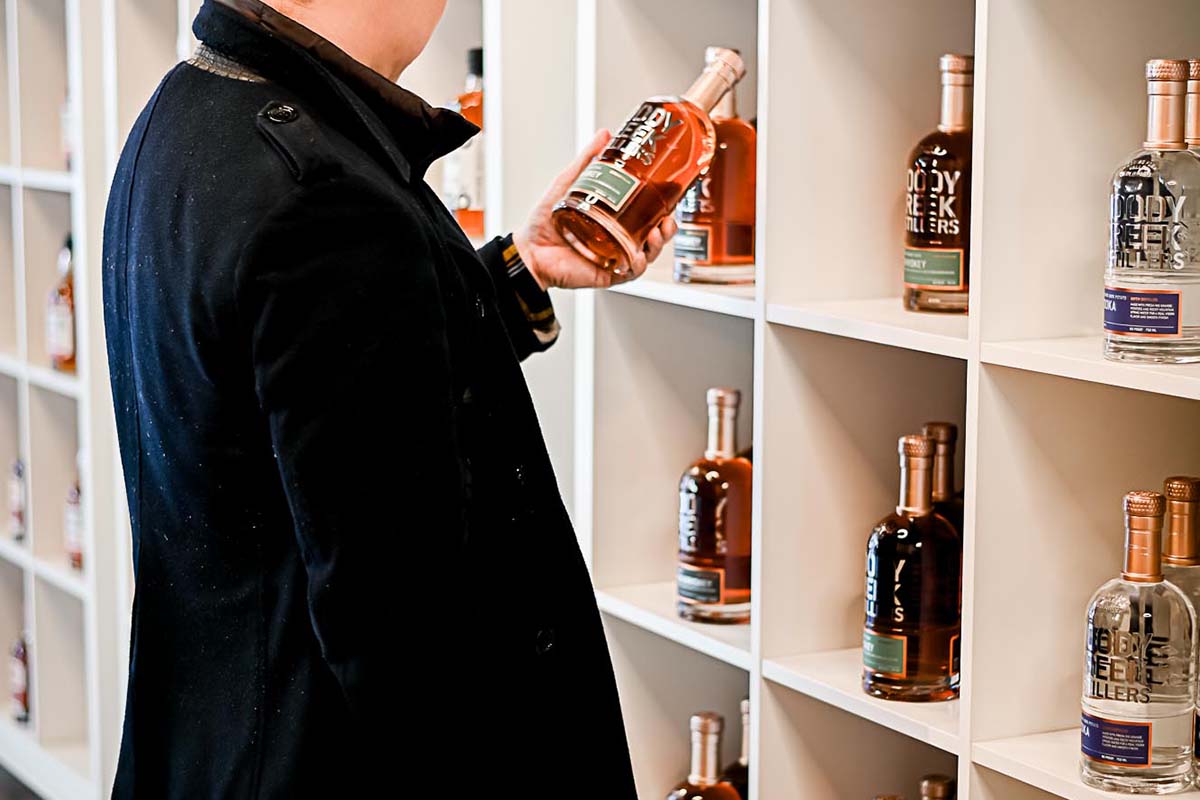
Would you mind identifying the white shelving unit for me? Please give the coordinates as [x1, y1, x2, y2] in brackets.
[3, 0, 1198, 798]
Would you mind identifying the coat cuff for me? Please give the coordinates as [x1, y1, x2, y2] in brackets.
[477, 234, 561, 358]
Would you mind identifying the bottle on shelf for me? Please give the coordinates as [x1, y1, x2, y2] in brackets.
[674, 46, 756, 285]
[677, 388, 751, 624]
[442, 47, 484, 240]
[665, 712, 740, 800]
[1187, 59, 1200, 153]
[923, 421, 963, 536]
[863, 435, 961, 702]
[1104, 59, 1200, 363]
[1081, 491, 1196, 793]
[1162, 476, 1200, 603]
[64, 463, 82, 572]
[719, 698, 749, 798]
[919, 774, 955, 800]
[904, 54, 973, 314]
[7, 459, 24, 543]
[10, 634, 28, 725]
[554, 48, 747, 276]
[46, 235, 76, 374]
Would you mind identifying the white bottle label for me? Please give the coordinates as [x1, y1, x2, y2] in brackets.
[46, 304, 74, 360]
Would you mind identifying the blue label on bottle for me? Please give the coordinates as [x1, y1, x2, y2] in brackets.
[1104, 286, 1182, 337]
[1081, 710, 1152, 766]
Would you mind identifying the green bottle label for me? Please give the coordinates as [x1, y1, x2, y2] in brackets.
[863, 629, 907, 676]
[904, 248, 963, 289]
[569, 162, 640, 212]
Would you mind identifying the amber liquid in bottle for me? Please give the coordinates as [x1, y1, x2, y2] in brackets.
[675, 49, 756, 285]
[666, 713, 742, 800]
[904, 55, 972, 314]
[47, 236, 75, 373]
[677, 388, 751, 624]
[554, 48, 746, 276]
[863, 435, 961, 702]
[923, 421, 963, 537]
[454, 48, 484, 240]
[719, 698, 749, 799]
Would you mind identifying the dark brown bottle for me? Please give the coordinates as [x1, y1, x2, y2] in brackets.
[904, 55, 972, 314]
[677, 388, 751, 624]
[719, 698, 749, 798]
[923, 421, 963, 536]
[666, 713, 741, 800]
[921, 774, 956, 800]
[863, 435, 962, 702]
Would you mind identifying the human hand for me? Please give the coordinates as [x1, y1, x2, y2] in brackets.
[514, 129, 678, 290]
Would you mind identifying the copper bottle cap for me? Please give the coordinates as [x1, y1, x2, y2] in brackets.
[740, 697, 750, 716]
[920, 774, 955, 799]
[1123, 491, 1165, 582]
[1166, 476, 1200, 502]
[940, 53, 973, 88]
[1148, 58, 1189, 82]
[1126, 490, 1167, 517]
[922, 422, 958, 446]
[690, 711, 723, 734]
[1164, 477, 1200, 566]
[1190, 59, 1200, 81]
[707, 387, 741, 409]
[900, 434, 936, 459]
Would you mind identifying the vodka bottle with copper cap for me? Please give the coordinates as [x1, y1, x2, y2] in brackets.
[554, 48, 746, 276]
[923, 421, 963, 536]
[904, 54, 973, 314]
[1105, 60, 1200, 363]
[1161, 476, 1200, 772]
[1081, 491, 1197, 793]
[677, 388, 752, 624]
[665, 713, 740, 800]
[919, 774, 955, 800]
[1187, 59, 1200, 154]
[863, 435, 961, 702]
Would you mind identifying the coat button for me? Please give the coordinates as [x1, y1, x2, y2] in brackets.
[535, 628, 555, 656]
[266, 104, 298, 124]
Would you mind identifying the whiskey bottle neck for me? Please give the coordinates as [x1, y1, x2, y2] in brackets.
[738, 707, 749, 767]
[897, 456, 934, 517]
[938, 80, 972, 133]
[931, 444, 955, 503]
[1145, 82, 1187, 150]
[689, 730, 721, 786]
[705, 405, 738, 460]
[1124, 515, 1164, 582]
[1188, 79, 1200, 147]
[1165, 499, 1199, 566]
[684, 69, 738, 114]
[713, 85, 737, 120]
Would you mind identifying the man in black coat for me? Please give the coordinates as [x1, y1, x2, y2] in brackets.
[103, 0, 675, 795]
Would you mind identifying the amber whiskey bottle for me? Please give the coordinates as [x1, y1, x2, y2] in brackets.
[719, 698, 749, 798]
[920, 774, 956, 800]
[904, 55, 973, 314]
[666, 713, 741, 800]
[923, 421, 963, 536]
[554, 48, 746, 276]
[674, 47, 756, 285]
[445, 48, 484, 240]
[10, 634, 28, 725]
[677, 388, 751, 624]
[46, 235, 75, 373]
[863, 435, 961, 702]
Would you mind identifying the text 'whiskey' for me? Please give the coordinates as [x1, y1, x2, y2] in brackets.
[1081, 491, 1197, 793]
[863, 435, 961, 702]
[1105, 60, 1200, 363]
[677, 388, 752, 624]
[665, 713, 741, 800]
[674, 47, 756, 285]
[554, 49, 746, 276]
[904, 55, 972, 314]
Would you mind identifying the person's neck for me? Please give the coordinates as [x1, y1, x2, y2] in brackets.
[260, 0, 409, 80]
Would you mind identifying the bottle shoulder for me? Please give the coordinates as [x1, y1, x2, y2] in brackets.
[908, 129, 971, 161]
[681, 456, 752, 484]
[870, 510, 959, 542]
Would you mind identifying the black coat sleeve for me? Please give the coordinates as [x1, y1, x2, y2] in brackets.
[237, 176, 469, 724]
[476, 235, 560, 361]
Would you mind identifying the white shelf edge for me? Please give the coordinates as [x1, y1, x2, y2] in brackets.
[766, 299, 970, 359]
[26, 364, 81, 399]
[981, 338, 1200, 401]
[0, 352, 23, 380]
[19, 167, 77, 194]
[761, 651, 962, 755]
[34, 557, 88, 601]
[0, 719, 93, 800]
[0, 536, 30, 570]
[596, 584, 753, 671]
[606, 271, 758, 320]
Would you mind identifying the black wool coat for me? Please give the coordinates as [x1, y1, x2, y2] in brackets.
[102, 2, 635, 796]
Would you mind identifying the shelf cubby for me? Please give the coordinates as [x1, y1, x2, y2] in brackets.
[757, 678, 957, 798]
[15, 0, 68, 172]
[0, 557, 24, 664]
[31, 577, 88, 780]
[20, 187, 70, 371]
[0, 185, 14, 356]
[114, 0, 180, 141]
[603, 615, 749, 797]
[26, 384, 76, 570]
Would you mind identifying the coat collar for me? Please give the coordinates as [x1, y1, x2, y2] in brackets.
[195, 0, 478, 183]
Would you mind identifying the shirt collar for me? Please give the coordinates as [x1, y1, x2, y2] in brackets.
[203, 0, 477, 175]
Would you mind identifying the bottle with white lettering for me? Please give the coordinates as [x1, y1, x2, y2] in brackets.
[862, 435, 961, 702]
[903, 54, 972, 314]
[1081, 491, 1196, 793]
[1105, 59, 1200, 363]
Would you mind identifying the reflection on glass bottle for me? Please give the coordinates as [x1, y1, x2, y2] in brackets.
[1081, 491, 1197, 793]
[1104, 60, 1200, 363]
[863, 435, 961, 702]
[665, 713, 740, 800]
[677, 388, 751, 624]
[554, 49, 746, 276]
[47, 235, 75, 374]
